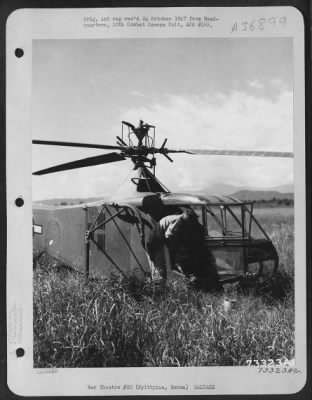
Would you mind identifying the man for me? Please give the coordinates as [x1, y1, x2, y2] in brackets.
[172, 211, 220, 290]
[146, 209, 220, 290]
[146, 212, 184, 281]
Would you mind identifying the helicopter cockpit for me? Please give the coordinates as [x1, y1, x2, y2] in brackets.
[136, 192, 279, 283]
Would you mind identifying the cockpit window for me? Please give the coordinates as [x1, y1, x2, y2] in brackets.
[142, 199, 269, 241]
[205, 205, 245, 238]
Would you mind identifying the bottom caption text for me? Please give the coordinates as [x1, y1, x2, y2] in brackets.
[87, 384, 216, 392]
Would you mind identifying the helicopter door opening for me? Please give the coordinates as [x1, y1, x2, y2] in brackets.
[204, 205, 247, 280]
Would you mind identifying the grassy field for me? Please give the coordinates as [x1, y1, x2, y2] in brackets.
[33, 207, 294, 368]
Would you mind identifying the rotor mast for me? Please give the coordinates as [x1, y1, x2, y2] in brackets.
[121, 120, 156, 172]
[119, 120, 169, 192]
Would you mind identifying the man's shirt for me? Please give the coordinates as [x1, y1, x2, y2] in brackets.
[158, 214, 182, 239]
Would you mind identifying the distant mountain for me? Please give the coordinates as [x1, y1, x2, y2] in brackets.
[197, 183, 294, 197]
[202, 183, 248, 196]
[271, 183, 294, 193]
[231, 190, 294, 202]
[34, 197, 105, 206]
[34, 185, 294, 205]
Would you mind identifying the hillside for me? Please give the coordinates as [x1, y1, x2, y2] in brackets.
[34, 188, 294, 206]
[231, 190, 293, 202]
[33, 197, 104, 206]
[200, 183, 293, 196]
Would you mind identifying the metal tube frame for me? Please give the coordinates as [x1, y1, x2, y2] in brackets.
[84, 203, 148, 278]
[105, 206, 146, 274]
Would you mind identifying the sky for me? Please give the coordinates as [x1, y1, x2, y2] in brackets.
[32, 38, 293, 200]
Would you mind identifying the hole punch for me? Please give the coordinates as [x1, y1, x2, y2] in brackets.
[15, 197, 24, 207]
[16, 348, 25, 357]
[15, 48, 24, 58]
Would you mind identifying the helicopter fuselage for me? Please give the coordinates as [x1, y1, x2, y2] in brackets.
[33, 191, 278, 284]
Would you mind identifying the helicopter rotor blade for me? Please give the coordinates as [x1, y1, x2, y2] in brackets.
[33, 152, 126, 175]
[32, 139, 123, 151]
[166, 149, 294, 158]
[163, 153, 173, 162]
[116, 136, 127, 146]
[121, 121, 136, 131]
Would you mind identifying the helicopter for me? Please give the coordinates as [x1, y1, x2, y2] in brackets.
[32, 120, 293, 284]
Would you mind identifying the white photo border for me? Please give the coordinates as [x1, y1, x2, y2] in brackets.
[6, 6, 306, 396]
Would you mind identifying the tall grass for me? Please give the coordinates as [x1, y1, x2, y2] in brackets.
[33, 208, 295, 368]
[256, 209, 294, 298]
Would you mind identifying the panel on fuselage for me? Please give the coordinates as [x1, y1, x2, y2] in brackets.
[33, 203, 155, 279]
[87, 205, 153, 278]
[33, 204, 86, 270]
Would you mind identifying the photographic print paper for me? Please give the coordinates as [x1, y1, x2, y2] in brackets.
[6, 6, 306, 396]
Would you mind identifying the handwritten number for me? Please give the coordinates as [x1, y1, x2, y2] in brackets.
[258, 18, 266, 30]
[250, 19, 256, 31]
[231, 22, 238, 33]
[241, 21, 248, 31]
[268, 17, 276, 27]
[232, 17, 287, 33]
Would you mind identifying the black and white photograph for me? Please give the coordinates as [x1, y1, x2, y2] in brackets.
[6, 7, 307, 396]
